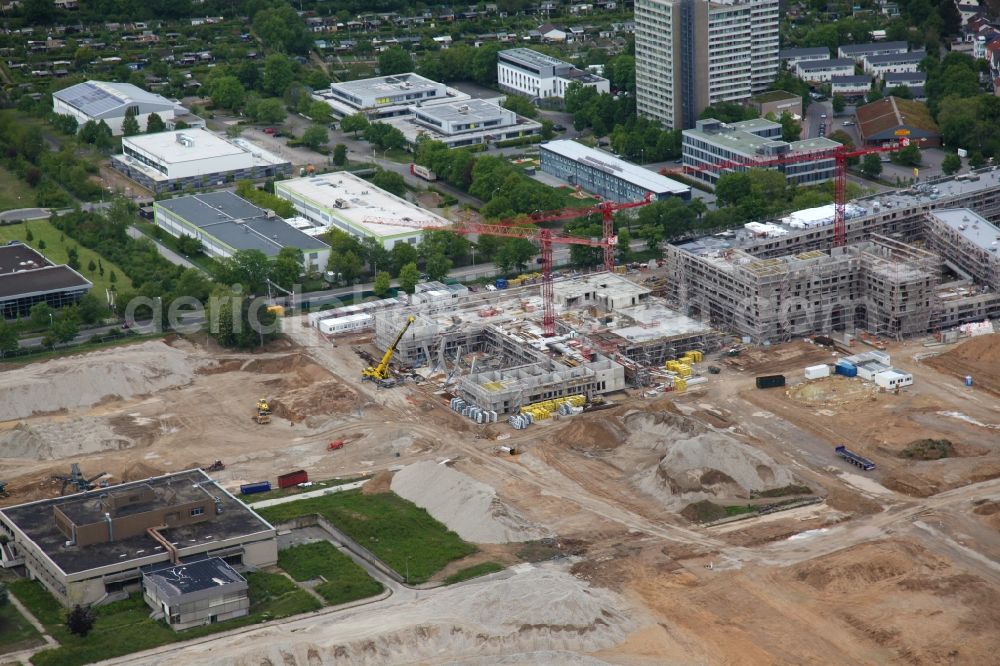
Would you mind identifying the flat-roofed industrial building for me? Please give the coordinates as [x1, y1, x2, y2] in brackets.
[0, 242, 91, 319]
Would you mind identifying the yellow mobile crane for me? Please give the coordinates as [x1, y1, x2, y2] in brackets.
[362, 315, 415, 387]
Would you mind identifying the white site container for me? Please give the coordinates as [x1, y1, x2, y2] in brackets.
[804, 364, 830, 380]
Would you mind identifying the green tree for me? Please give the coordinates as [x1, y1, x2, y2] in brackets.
[51, 312, 79, 345]
[371, 170, 406, 196]
[37, 239, 47, 251]
[77, 292, 104, 325]
[779, 111, 801, 142]
[892, 143, 921, 167]
[121, 111, 140, 137]
[270, 247, 303, 290]
[25, 227, 33, 242]
[361, 236, 391, 275]
[175, 235, 203, 256]
[714, 172, 754, 208]
[252, 4, 312, 54]
[832, 95, 846, 114]
[66, 605, 96, 638]
[87, 259, 97, 273]
[207, 75, 246, 110]
[425, 252, 452, 281]
[397, 262, 421, 294]
[210, 286, 279, 349]
[333, 143, 348, 166]
[328, 250, 363, 284]
[501, 95, 538, 118]
[941, 152, 962, 175]
[0, 321, 17, 357]
[373, 270, 392, 297]
[109, 270, 117, 284]
[66, 246, 80, 270]
[301, 124, 329, 151]
[307, 101, 334, 124]
[262, 54, 296, 97]
[861, 153, 883, 179]
[391, 242, 419, 274]
[219, 250, 272, 294]
[495, 238, 535, 273]
[341, 113, 370, 138]
[145, 113, 166, 133]
[378, 46, 414, 75]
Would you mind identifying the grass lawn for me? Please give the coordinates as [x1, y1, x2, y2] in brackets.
[258, 490, 476, 584]
[132, 221, 221, 275]
[0, 600, 44, 654]
[0, 219, 133, 295]
[443, 561, 504, 585]
[278, 541, 383, 605]
[0, 165, 35, 211]
[12, 571, 320, 666]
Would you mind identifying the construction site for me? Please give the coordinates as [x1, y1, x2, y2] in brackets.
[0, 163, 1000, 664]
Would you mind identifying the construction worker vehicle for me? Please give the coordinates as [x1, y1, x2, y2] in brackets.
[53, 464, 107, 495]
[362, 315, 415, 387]
[202, 460, 226, 473]
[255, 398, 272, 424]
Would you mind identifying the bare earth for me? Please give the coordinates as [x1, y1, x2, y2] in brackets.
[2, 326, 999, 666]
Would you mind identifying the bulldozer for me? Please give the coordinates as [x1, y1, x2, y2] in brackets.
[255, 398, 272, 425]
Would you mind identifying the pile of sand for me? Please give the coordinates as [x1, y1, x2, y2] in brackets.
[130, 568, 632, 665]
[596, 409, 796, 509]
[925, 333, 1000, 394]
[269, 380, 358, 423]
[391, 461, 549, 543]
[0, 341, 199, 420]
[0, 418, 132, 459]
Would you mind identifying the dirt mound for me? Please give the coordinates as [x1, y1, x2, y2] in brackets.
[550, 418, 628, 451]
[899, 438, 955, 460]
[791, 540, 937, 594]
[0, 418, 134, 460]
[787, 376, 877, 406]
[269, 380, 357, 423]
[131, 568, 632, 665]
[362, 470, 393, 495]
[0, 340, 199, 420]
[925, 333, 1000, 395]
[391, 461, 550, 543]
[120, 460, 164, 483]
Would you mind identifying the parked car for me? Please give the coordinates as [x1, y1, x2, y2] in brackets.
[553, 124, 566, 132]
[263, 127, 277, 135]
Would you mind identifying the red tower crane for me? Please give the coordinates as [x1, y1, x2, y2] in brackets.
[364, 217, 609, 336]
[662, 139, 912, 247]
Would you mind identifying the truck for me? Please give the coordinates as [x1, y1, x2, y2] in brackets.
[277, 470, 308, 489]
[835, 445, 875, 471]
[410, 163, 437, 181]
[239, 481, 272, 495]
[755, 374, 786, 389]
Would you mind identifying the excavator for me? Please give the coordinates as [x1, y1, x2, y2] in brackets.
[362, 315, 415, 387]
[255, 398, 271, 424]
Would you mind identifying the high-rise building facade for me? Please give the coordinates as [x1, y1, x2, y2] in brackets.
[635, 0, 779, 130]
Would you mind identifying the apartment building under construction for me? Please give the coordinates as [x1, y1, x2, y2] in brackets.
[664, 172, 1000, 343]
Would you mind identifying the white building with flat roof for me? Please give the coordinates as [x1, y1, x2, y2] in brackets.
[795, 58, 855, 82]
[112, 129, 291, 193]
[274, 171, 450, 249]
[52, 80, 178, 135]
[316, 72, 469, 120]
[497, 48, 610, 100]
[539, 140, 691, 202]
[385, 99, 542, 149]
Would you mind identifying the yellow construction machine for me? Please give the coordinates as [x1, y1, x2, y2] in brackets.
[255, 398, 272, 424]
[362, 315, 415, 387]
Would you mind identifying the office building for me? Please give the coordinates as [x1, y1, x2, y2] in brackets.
[154, 192, 330, 272]
[52, 80, 179, 135]
[384, 98, 542, 149]
[275, 172, 450, 249]
[497, 48, 610, 100]
[315, 72, 468, 120]
[635, 0, 779, 130]
[682, 118, 838, 187]
[794, 58, 855, 82]
[0, 469, 277, 607]
[113, 129, 292, 193]
[0, 242, 91, 319]
[539, 140, 691, 202]
[747, 90, 802, 119]
[143, 557, 249, 630]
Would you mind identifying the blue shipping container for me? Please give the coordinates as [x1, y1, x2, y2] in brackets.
[495, 278, 508, 289]
[240, 481, 272, 495]
[835, 364, 858, 377]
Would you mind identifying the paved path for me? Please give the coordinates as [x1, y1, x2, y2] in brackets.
[2, 593, 58, 665]
[248, 479, 369, 509]
[126, 226, 200, 271]
[0, 208, 51, 222]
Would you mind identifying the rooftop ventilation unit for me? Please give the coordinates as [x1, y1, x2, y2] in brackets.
[175, 132, 193, 147]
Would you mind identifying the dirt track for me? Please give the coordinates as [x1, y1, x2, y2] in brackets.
[3, 327, 1000, 665]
